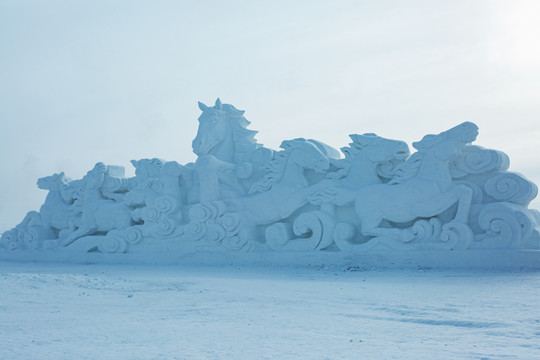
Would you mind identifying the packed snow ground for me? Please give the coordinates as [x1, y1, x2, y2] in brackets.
[1, 262, 539, 360]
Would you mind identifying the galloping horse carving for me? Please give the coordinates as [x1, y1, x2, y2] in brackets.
[36, 172, 77, 233]
[228, 138, 330, 226]
[62, 163, 132, 246]
[192, 99, 273, 202]
[350, 122, 478, 241]
[306, 133, 410, 206]
[310, 122, 478, 242]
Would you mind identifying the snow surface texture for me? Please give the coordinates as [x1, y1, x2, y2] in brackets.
[2, 99, 539, 265]
[1, 262, 539, 360]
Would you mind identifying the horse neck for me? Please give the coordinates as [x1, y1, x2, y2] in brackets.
[44, 188, 62, 205]
[416, 152, 453, 189]
[346, 153, 381, 185]
[280, 153, 308, 187]
[83, 187, 103, 202]
[210, 124, 235, 163]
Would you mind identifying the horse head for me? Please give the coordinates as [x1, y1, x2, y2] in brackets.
[130, 158, 164, 180]
[281, 138, 330, 173]
[192, 99, 258, 162]
[83, 162, 108, 189]
[37, 172, 70, 191]
[193, 99, 230, 156]
[347, 133, 410, 163]
[413, 122, 479, 161]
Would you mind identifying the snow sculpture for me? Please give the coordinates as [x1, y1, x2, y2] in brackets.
[2, 99, 539, 255]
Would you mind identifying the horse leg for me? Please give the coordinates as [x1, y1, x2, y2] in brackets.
[452, 184, 473, 223]
[356, 210, 415, 242]
[61, 222, 97, 246]
[419, 185, 473, 224]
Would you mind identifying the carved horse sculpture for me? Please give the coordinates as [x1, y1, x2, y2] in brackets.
[125, 158, 165, 208]
[36, 172, 76, 233]
[62, 163, 132, 246]
[312, 122, 478, 242]
[227, 138, 330, 226]
[304, 133, 410, 205]
[192, 98, 274, 202]
[356, 122, 477, 241]
[334, 134, 410, 186]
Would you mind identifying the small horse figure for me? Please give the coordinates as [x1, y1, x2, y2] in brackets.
[228, 138, 330, 226]
[305, 133, 410, 205]
[125, 158, 165, 207]
[37, 172, 77, 233]
[313, 122, 478, 243]
[62, 163, 132, 246]
[191, 99, 274, 202]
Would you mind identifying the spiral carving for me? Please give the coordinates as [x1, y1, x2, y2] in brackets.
[412, 220, 431, 241]
[450, 146, 509, 178]
[293, 211, 336, 250]
[217, 213, 242, 236]
[411, 218, 441, 243]
[154, 195, 178, 214]
[154, 219, 177, 237]
[203, 224, 226, 246]
[223, 235, 249, 251]
[141, 206, 161, 223]
[123, 226, 143, 245]
[99, 232, 128, 253]
[186, 222, 207, 241]
[333, 222, 356, 251]
[22, 227, 52, 251]
[265, 222, 293, 249]
[0, 230, 21, 251]
[475, 203, 533, 249]
[439, 221, 473, 250]
[189, 202, 226, 222]
[484, 172, 538, 205]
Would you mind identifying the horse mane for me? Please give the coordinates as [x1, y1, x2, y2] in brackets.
[326, 134, 380, 179]
[218, 104, 259, 163]
[388, 152, 425, 184]
[248, 149, 289, 194]
[389, 130, 447, 184]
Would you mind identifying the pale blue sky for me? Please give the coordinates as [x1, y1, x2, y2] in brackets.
[1, 0, 539, 230]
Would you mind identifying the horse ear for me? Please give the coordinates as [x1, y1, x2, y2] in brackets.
[198, 101, 209, 111]
[215, 98, 222, 109]
[280, 140, 292, 150]
[350, 133, 378, 147]
[130, 160, 138, 168]
[413, 134, 437, 151]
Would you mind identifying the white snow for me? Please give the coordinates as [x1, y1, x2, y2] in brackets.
[1, 261, 539, 359]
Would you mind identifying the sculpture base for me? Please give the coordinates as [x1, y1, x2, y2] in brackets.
[1, 248, 538, 270]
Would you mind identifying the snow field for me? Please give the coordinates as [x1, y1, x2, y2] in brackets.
[1, 262, 539, 359]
